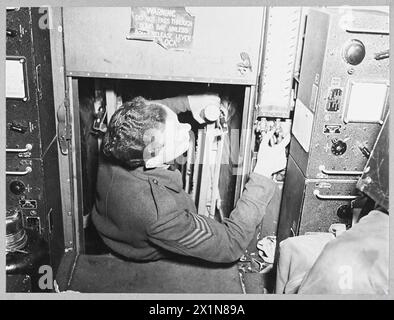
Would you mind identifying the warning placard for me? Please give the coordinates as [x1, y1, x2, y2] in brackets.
[127, 7, 195, 50]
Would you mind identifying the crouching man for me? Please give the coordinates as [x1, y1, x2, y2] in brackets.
[92, 94, 289, 263]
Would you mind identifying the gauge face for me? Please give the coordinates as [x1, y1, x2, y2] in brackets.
[342, 39, 366, 65]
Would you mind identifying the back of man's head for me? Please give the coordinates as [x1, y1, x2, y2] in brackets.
[102, 96, 167, 169]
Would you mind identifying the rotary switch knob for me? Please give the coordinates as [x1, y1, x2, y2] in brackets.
[9, 180, 26, 195]
[331, 139, 347, 156]
[337, 204, 352, 220]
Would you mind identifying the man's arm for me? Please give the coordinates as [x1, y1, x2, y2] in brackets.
[152, 94, 221, 123]
[297, 210, 389, 294]
[153, 96, 190, 114]
[146, 129, 289, 263]
[146, 173, 277, 263]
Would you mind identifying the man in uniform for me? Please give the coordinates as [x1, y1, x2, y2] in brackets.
[92, 94, 289, 263]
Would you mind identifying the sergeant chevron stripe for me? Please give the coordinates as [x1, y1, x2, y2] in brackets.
[178, 213, 213, 248]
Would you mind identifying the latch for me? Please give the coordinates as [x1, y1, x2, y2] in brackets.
[57, 98, 72, 155]
[92, 107, 108, 134]
[92, 97, 108, 134]
[237, 52, 252, 75]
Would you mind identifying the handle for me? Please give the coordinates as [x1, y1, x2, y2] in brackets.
[6, 166, 32, 176]
[374, 49, 389, 61]
[35, 64, 42, 100]
[6, 144, 33, 153]
[319, 165, 363, 176]
[47, 208, 53, 236]
[345, 27, 389, 35]
[313, 189, 358, 201]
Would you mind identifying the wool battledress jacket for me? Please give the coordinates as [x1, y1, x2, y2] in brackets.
[92, 96, 277, 263]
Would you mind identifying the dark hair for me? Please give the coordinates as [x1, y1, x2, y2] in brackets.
[102, 96, 167, 169]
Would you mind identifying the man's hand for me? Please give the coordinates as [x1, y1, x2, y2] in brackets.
[187, 94, 221, 124]
[253, 130, 291, 177]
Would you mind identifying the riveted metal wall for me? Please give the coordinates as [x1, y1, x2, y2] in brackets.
[62, 7, 264, 84]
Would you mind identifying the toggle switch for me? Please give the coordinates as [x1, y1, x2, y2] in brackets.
[6, 28, 18, 37]
[357, 142, 371, 159]
[8, 122, 28, 134]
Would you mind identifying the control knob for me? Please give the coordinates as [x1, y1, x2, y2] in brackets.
[342, 39, 366, 65]
[9, 180, 26, 195]
[331, 139, 347, 156]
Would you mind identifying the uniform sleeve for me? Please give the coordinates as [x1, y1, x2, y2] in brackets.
[146, 173, 277, 263]
[153, 96, 190, 114]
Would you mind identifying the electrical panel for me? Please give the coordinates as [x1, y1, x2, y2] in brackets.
[277, 7, 389, 243]
[278, 156, 358, 238]
[290, 8, 389, 180]
[6, 7, 64, 290]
